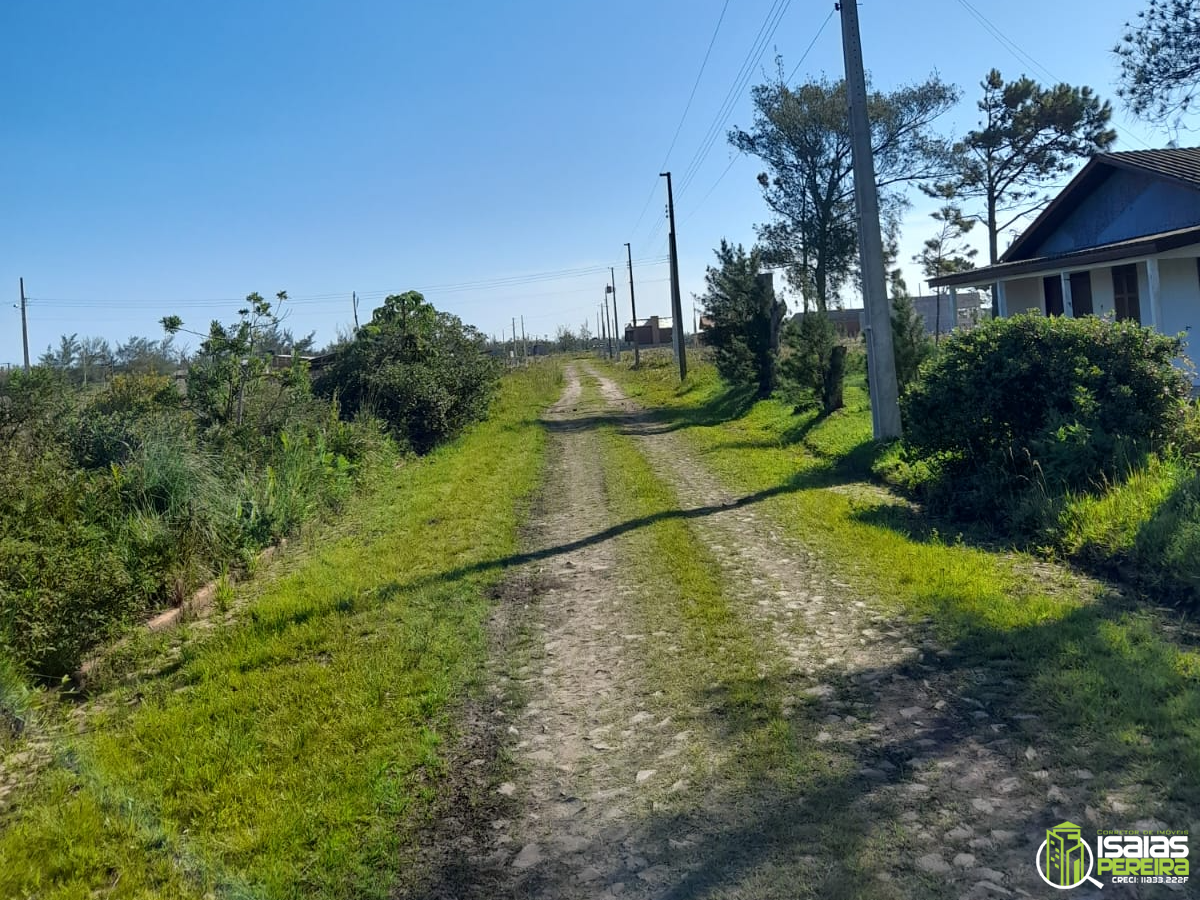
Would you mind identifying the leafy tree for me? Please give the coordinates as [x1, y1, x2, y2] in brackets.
[730, 73, 960, 311]
[1116, 0, 1200, 124]
[698, 241, 786, 397]
[162, 291, 302, 433]
[913, 204, 978, 341]
[931, 70, 1116, 264]
[315, 292, 499, 453]
[78, 336, 112, 386]
[779, 312, 846, 412]
[115, 335, 180, 375]
[555, 325, 580, 352]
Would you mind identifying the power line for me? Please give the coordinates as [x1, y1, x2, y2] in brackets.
[30, 258, 673, 311]
[787, 7, 835, 83]
[627, 0, 732, 247]
[949, 0, 1151, 150]
[677, 0, 795, 197]
[684, 8, 836, 223]
[659, 0, 732, 170]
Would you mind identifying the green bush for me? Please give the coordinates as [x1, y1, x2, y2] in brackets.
[316, 292, 500, 453]
[0, 451, 139, 676]
[779, 312, 846, 412]
[900, 314, 1191, 528]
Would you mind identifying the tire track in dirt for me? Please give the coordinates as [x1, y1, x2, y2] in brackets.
[410, 363, 1169, 900]
[409, 364, 707, 899]
[581, 363, 1144, 900]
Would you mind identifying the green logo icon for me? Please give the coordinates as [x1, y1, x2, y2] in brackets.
[1036, 821, 1103, 890]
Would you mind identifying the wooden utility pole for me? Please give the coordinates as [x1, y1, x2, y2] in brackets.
[839, 0, 901, 438]
[19, 278, 30, 373]
[660, 172, 687, 380]
[624, 242, 640, 368]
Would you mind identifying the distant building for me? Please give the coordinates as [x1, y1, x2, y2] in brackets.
[790, 308, 864, 338]
[625, 315, 673, 347]
[911, 291, 986, 335]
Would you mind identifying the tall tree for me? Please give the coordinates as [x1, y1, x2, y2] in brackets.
[1116, 0, 1200, 125]
[931, 70, 1116, 264]
[914, 205, 977, 340]
[699, 241, 786, 397]
[729, 74, 960, 312]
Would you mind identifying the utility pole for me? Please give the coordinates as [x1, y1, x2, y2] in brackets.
[512, 317, 517, 368]
[520, 315, 527, 364]
[609, 266, 621, 362]
[602, 291, 613, 359]
[839, 0, 901, 439]
[660, 172, 687, 380]
[352, 291, 360, 330]
[624, 242, 640, 368]
[18, 278, 30, 373]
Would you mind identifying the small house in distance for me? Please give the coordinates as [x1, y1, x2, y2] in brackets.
[625, 316, 673, 348]
[929, 147, 1200, 375]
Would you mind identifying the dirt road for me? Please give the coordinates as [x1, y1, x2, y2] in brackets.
[407, 363, 1119, 900]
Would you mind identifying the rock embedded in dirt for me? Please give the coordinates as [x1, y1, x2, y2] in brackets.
[917, 853, 951, 873]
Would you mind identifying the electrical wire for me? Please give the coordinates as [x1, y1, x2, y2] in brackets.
[677, 0, 795, 197]
[683, 8, 836, 223]
[950, 0, 1151, 150]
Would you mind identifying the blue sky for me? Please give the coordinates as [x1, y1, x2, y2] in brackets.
[0, 0, 1185, 364]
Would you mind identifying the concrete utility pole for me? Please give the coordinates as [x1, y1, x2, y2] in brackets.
[660, 172, 687, 381]
[838, 0, 902, 438]
[18, 278, 30, 373]
[520, 315, 527, 363]
[624, 242, 640, 368]
[602, 290, 613, 358]
[352, 291, 360, 330]
[609, 267, 620, 362]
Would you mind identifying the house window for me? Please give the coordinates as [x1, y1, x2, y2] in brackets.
[1069, 272, 1094, 316]
[1111, 264, 1141, 323]
[1043, 276, 1064, 316]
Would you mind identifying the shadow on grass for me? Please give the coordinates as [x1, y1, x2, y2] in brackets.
[414, 586, 1200, 900]
[628, 384, 759, 435]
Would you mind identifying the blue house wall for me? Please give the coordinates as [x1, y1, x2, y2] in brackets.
[1031, 169, 1200, 258]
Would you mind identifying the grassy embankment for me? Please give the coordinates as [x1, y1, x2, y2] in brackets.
[602, 353, 1200, 826]
[0, 362, 562, 900]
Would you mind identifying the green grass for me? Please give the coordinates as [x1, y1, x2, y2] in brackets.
[601, 354, 1200, 818]
[0, 362, 563, 900]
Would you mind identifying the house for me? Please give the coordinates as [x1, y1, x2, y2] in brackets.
[791, 307, 865, 338]
[625, 315, 673, 347]
[928, 147, 1200, 375]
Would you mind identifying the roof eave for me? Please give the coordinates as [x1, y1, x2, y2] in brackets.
[929, 226, 1200, 288]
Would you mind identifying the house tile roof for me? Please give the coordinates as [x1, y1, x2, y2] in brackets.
[1103, 147, 1200, 187]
